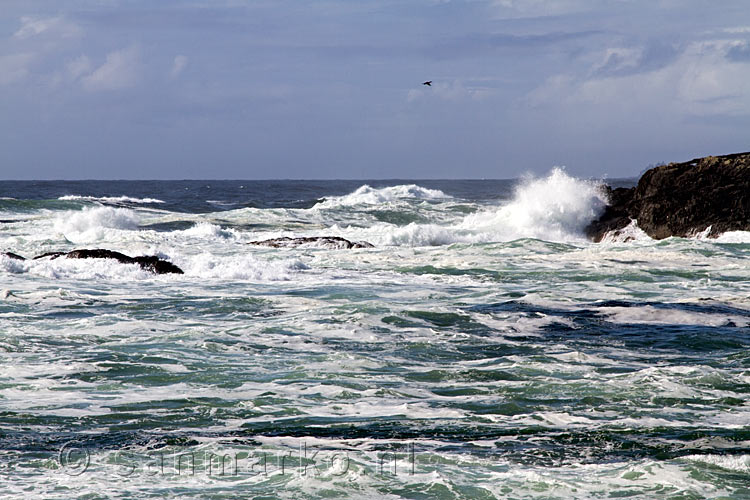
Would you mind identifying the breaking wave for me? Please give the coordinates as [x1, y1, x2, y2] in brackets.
[314, 184, 450, 208]
[367, 168, 607, 246]
[53, 206, 140, 244]
[58, 195, 165, 204]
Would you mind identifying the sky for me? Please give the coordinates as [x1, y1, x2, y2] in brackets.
[1, 0, 749, 180]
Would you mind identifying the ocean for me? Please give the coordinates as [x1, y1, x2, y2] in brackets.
[1, 172, 749, 499]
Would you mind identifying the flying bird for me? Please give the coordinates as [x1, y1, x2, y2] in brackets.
[422, 81, 432, 86]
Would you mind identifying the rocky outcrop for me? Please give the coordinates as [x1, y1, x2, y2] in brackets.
[4, 249, 184, 274]
[586, 152, 750, 242]
[249, 236, 373, 249]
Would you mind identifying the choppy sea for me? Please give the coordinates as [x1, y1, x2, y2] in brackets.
[1, 172, 749, 499]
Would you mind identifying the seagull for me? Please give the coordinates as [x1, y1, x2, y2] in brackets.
[422, 81, 432, 86]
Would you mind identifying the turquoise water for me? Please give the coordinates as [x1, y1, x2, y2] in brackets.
[1, 176, 749, 499]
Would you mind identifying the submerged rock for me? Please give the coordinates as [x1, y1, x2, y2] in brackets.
[249, 236, 374, 249]
[28, 249, 184, 274]
[586, 152, 750, 242]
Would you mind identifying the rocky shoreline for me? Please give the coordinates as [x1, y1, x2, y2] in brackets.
[586, 152, 750, 242]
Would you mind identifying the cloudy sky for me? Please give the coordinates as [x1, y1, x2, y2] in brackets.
[1, 0, 749, 179]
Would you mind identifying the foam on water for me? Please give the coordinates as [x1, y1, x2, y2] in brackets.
[3, 179, 750, 499]
[58, 195, 165, 204]
[178, 252, 308, 280]
[53, 206, 140, 243]
[2, 249, 305, 282]
[180, 222, 237, 239]
[352, 169, 608, 246]
[599, 219, 651, 242]
[460, 168, 607, 241]
[313, 184, 449, 208]
[684, 454, 750, 472]
[713, 230, 750, 243]
[1, 254, 154, 280]
[598, 305, 750, 326]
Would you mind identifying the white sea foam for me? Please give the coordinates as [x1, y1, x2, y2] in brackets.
[361, 168, 607, 246]
[713, 230, 750, 243]
[53, 206, 140, 243]
[181, 222, 235, 239]
[0, 254, 27, 274]
[461, 168, 607, 241]
[600, 219, 651, 243]
[684, 454, 750, 472]
[58, 195, 165, 204]
[9, 255, 153, 280]
[598, 305, 750, 327]
[178, 252, 308, 280]
[314, 184, 449, 208]
[2, 248, 303, 281]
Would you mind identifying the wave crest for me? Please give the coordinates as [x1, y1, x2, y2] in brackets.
[462, 168, 607, 241]
[54, 206, 140, 243]
[368, 169, 607, 246]
[314, 184, 449, 209]
[58, 195, 164, 204]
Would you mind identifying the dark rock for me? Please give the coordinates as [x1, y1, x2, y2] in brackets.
[131, 256, 184, 275]
[3, 252, 26, 261]
[65, 249, 133, 262]
[32, 249, 184, 274]
[33, 252, 67, 260]
[249, 236, 374, 249]
[586, 152, 750, 241]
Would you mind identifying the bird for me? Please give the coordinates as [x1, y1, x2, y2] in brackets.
[422, 81, 432, 86]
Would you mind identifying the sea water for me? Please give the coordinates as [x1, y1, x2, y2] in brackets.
[1, 173, 749, 499]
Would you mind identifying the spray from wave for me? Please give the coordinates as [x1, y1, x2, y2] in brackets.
[358, 169, 608, 246]
[53, 206, 140, 244]
[463, 167, 607, 241]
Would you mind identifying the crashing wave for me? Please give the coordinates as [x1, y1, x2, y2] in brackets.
[53, 206, 140, 243]
[360, 168, 607, 246]
[313, 184, 450, 209]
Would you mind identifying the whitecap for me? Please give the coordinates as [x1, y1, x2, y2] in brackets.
[314, 184, 450, 208]
[179, 253, 308, 280]
[356, 168, 608, 246]
[58, 195, 165, 204]
[53, 206, 140, 243]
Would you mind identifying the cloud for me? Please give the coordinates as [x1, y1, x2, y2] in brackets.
[430, 30, 601, 60]
[0, 53, 34, 85]
[489, 0, 598, 18]
[726, 41, 750, 62]
[81, 46, 141, 91]
[170, 55, 188, 78]
[13, 16, 81, 39]
[67, 55, 92, 81]
[525, 40, 750, 117]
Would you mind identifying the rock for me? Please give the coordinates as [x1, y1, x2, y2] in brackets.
[32, 252, 67, 260]
[586, 152, 750, 241]
[31, 249, 184, 274]
[3, 252, 26, 261]
[249, 236, 374, 249]
[130, 256, 184, 275]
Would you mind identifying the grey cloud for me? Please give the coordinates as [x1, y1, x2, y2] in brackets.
[726, 42, 750, 61]
[429, 30, 602, 59]
[592, 41, 682, 78]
